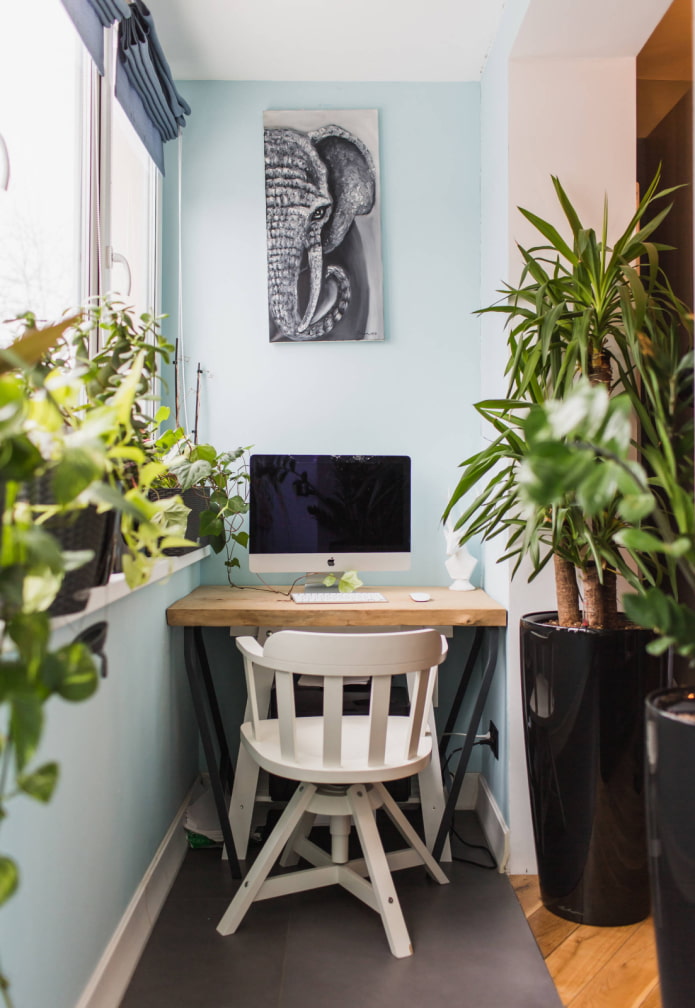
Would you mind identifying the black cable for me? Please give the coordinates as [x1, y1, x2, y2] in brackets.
[441, 740, 498, 870]
[450, 824, 498, 870]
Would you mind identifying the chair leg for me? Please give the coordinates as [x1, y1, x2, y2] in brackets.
[279, 809, 316, 867]
[347, 784, 413, 958]
[217, 782, 317, 936]
[375, 782, 449, 885]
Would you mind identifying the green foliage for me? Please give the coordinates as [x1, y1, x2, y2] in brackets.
[444, 173, 693, 624]
[152, 429, 251, 580]
[0, 302, 227, 1004]
[323, 570, 364, 592]
[520, 381, 695, 659]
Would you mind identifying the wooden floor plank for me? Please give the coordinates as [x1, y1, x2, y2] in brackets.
[509, 874, 543, 917]
[527, 904, 579, 959]
[640, 980, 662, 1008]
[566, 919, 660, 1008]
[510, 876, 661, 1008]
[545, 922, 634, 1005]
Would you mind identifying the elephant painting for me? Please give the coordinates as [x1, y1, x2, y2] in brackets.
[263, 110, 383, 343]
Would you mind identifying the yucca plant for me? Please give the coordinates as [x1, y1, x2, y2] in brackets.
[519, 381, 695, 660]
[444, 173, 693, 628]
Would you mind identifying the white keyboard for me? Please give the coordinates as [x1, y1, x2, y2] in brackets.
[291, 591, 387, 604]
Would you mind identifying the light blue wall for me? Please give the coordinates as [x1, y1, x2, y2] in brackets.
[161, 80, 496, 785]
[0, 567, 201, 1008]
[162, 81, 482, 589]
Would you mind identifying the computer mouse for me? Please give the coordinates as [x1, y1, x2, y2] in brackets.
[409, 592, 431, 602]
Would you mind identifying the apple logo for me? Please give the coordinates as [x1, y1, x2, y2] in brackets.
[327, 557, 336, 567]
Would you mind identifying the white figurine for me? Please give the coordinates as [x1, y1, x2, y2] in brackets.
[444, 517, 477, 591]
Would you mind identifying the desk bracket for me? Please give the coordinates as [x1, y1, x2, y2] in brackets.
[433, 628, 500, 862]
[183, 627, 242, 878]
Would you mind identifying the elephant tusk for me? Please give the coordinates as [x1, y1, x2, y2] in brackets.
[297, 244, 324, 333]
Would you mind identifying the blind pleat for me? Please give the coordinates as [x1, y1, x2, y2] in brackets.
[61, 0, 190, 175]
[116, 1, 190, 173]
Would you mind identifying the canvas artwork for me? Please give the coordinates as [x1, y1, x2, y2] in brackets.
[263, 109, 383, 343]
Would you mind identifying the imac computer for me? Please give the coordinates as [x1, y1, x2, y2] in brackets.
[248, 454, 411, 583]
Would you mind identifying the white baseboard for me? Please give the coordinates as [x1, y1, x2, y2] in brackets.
[75, 783, 196, 1008]
[455, 771, 510, 873]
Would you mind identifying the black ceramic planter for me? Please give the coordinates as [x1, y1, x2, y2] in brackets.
[645, 687, 695, 1008]
[520, 612, 666, 926]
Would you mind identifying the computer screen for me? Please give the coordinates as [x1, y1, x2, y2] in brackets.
[248, 454, 411, 577]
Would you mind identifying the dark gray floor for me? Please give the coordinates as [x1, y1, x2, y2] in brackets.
[120, 814, 561, 1008]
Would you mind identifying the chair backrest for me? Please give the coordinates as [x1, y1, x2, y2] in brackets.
[238, 629, 447, 771]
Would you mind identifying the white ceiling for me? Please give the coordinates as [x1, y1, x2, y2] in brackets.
[145, 0, 507, 82]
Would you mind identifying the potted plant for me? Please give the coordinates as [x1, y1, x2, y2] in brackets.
[0, 316, 193, 1005]
[518, 380, 695, 1007]
[51, 300, 200, 581]
[154, 430, 250, 571]
[443, 174, 693, 925]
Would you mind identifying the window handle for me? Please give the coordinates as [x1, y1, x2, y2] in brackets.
[106, 246, 132, 296]
[0, 133, 10, 190]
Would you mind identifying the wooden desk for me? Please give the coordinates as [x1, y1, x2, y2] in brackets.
[167, 584, 507, 629]
[167, 585, 506, 876]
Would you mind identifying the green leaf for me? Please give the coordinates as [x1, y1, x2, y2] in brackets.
[7, 612, 50, 669]
[338, 570, 363, 592]
[618, 494, 655, 523]
[177, 459, 212, 491]
[49, 642, 99, 702]
[17, 762, 59, 802]
[51, 448, 101, 504]
[10, 693, 44, 771]
[0, 856, 19, 907]
[199, 511, 224, 538]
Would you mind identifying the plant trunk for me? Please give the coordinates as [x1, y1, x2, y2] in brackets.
[554, 553, 581, 625]
[589, 348, 612, 386]
[582, 566, 619, 629]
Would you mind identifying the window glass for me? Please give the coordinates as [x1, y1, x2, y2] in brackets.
[0, 0, 86, 337]
[103, 93, 159, 318]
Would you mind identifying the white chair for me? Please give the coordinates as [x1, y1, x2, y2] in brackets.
[217, 629, 450, 958]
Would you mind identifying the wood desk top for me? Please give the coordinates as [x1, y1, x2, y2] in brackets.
[166, 585, 507, 628]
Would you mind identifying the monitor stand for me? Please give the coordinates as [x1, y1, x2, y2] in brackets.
[301, 574, 344, 592]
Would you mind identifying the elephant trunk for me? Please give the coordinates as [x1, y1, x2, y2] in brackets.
[298, 265, 351, 340]
[267, 231, 351, 341]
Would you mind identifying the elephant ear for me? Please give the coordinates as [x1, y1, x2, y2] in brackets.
[309, 125, 376, 254]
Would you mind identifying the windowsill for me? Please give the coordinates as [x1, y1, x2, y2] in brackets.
[51, 546, 210, 630]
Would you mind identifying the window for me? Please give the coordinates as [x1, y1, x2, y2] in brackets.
[0, 1, 160, 344]
[100, 29, 160, 322]
[0, 0, 87, 335]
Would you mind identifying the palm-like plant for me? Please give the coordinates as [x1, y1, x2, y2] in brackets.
[444, 173, 693, 628]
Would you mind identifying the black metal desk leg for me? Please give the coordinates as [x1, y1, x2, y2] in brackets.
[193, 626, 235, 793]
[439, 626, 484, 764]
[433, 629, 500, 862]
[183, 626, 242, 878]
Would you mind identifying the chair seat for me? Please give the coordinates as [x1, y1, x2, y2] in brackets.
[241, 715, 433, 784]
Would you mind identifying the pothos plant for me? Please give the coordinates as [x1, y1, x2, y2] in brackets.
[444, 172, 693, 629]
[0, 314, 192, 1006]
[154, 429, 251, 579]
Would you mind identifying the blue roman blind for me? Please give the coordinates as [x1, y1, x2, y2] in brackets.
[60, 0, 190, 173]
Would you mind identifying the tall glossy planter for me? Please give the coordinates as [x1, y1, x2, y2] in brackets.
[645, 687, 695, 1008]
[520, 612, 666, 925]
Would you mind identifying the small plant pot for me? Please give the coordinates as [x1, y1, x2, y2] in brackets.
[28, 476, 116, 616]
[148, 486, 211, 555]
[645, 687, 695, 1008]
